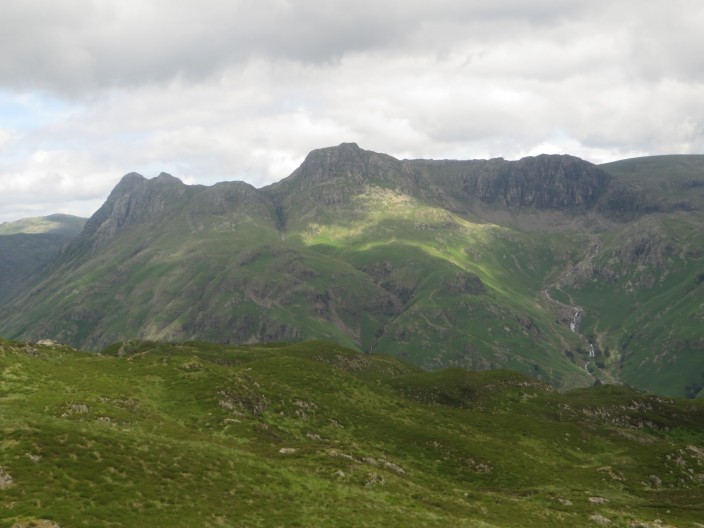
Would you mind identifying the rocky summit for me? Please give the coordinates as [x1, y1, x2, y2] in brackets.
[0, 144, 703, 398]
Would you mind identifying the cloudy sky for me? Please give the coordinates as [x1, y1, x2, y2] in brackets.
[1, 0, 703, 221]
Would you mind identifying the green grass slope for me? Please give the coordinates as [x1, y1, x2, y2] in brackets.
[0, 214, 86, 237]
[565, 215, 704, 397]
[1, 338, 703, 527]
[294, 186, 592, 388]
[600, 155, 704, 211]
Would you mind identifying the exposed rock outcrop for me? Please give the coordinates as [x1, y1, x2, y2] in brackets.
[468, 154, 613, 210]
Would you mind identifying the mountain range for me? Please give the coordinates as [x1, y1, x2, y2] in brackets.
[1, 143, 702, 397]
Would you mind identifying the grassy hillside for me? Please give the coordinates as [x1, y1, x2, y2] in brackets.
[1, 338, 703, 527]
[295, 186, 592, 387]
[0, 214, 86, 236]
[600, 155, 704, 210]
[559, 214, 704, 397]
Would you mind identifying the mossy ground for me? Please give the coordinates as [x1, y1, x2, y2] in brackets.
[2, 339, 703, 527]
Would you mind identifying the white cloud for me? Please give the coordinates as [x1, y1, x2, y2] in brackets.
[0, 147, 121, 221]
[0, 0, 703, 221]
[0, 129, 12, 150]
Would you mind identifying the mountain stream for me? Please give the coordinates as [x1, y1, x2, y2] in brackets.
[543, 237, 602, 377]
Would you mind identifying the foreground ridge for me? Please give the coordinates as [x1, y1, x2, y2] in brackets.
[1, 338, 703, 527]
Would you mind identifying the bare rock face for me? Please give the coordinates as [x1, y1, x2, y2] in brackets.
[59, 172, 281, 268]
[80, 172, 146, 238]
[11, 521, 62, 528]
[281, 142, 374, 188]
[443, 271, 486, 295]
[36, 339, 59, 346]
[274, 142, 419, 191]
[263, 143, 417, 226]
[468, 154, 613, 210]
[85, 172, 189, 247]
[267, 145, 625, 222]
[0, 466, 13, 488]
[191, 181, 265, 215]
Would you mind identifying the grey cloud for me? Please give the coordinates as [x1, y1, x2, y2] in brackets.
[0, 0, 611, 96]
[630, 12, 704, 82]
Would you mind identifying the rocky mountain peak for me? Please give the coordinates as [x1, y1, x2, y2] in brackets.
[265, 143, 409, 199]
[285, 142, 371, 188]
[72, 172, 190, 257]
[153, 172, 183, 185]
[107, 172, 147, 201]
[261, 143, 413, 228]
[120, 171, 147, 183]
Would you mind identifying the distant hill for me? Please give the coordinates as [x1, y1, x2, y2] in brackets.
[0, 214, 87, 303]
[0, 145, 702, 397]
[1, 338, 702, 527]
[600, 154, 704, 211]
[0, 213, 87, 236]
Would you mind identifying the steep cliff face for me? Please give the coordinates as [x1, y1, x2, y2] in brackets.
[81, 172, 147, 239]
[186, 180, 279, 231]
[61, 174, 279, 266]
[263, 143, 417, 228]
[470, 154, 613, 209]
[265, 146, 626, 229]
[82, 173, 190, 248]
[273, 142, 375, 189]
[191, 181, 263, 215]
